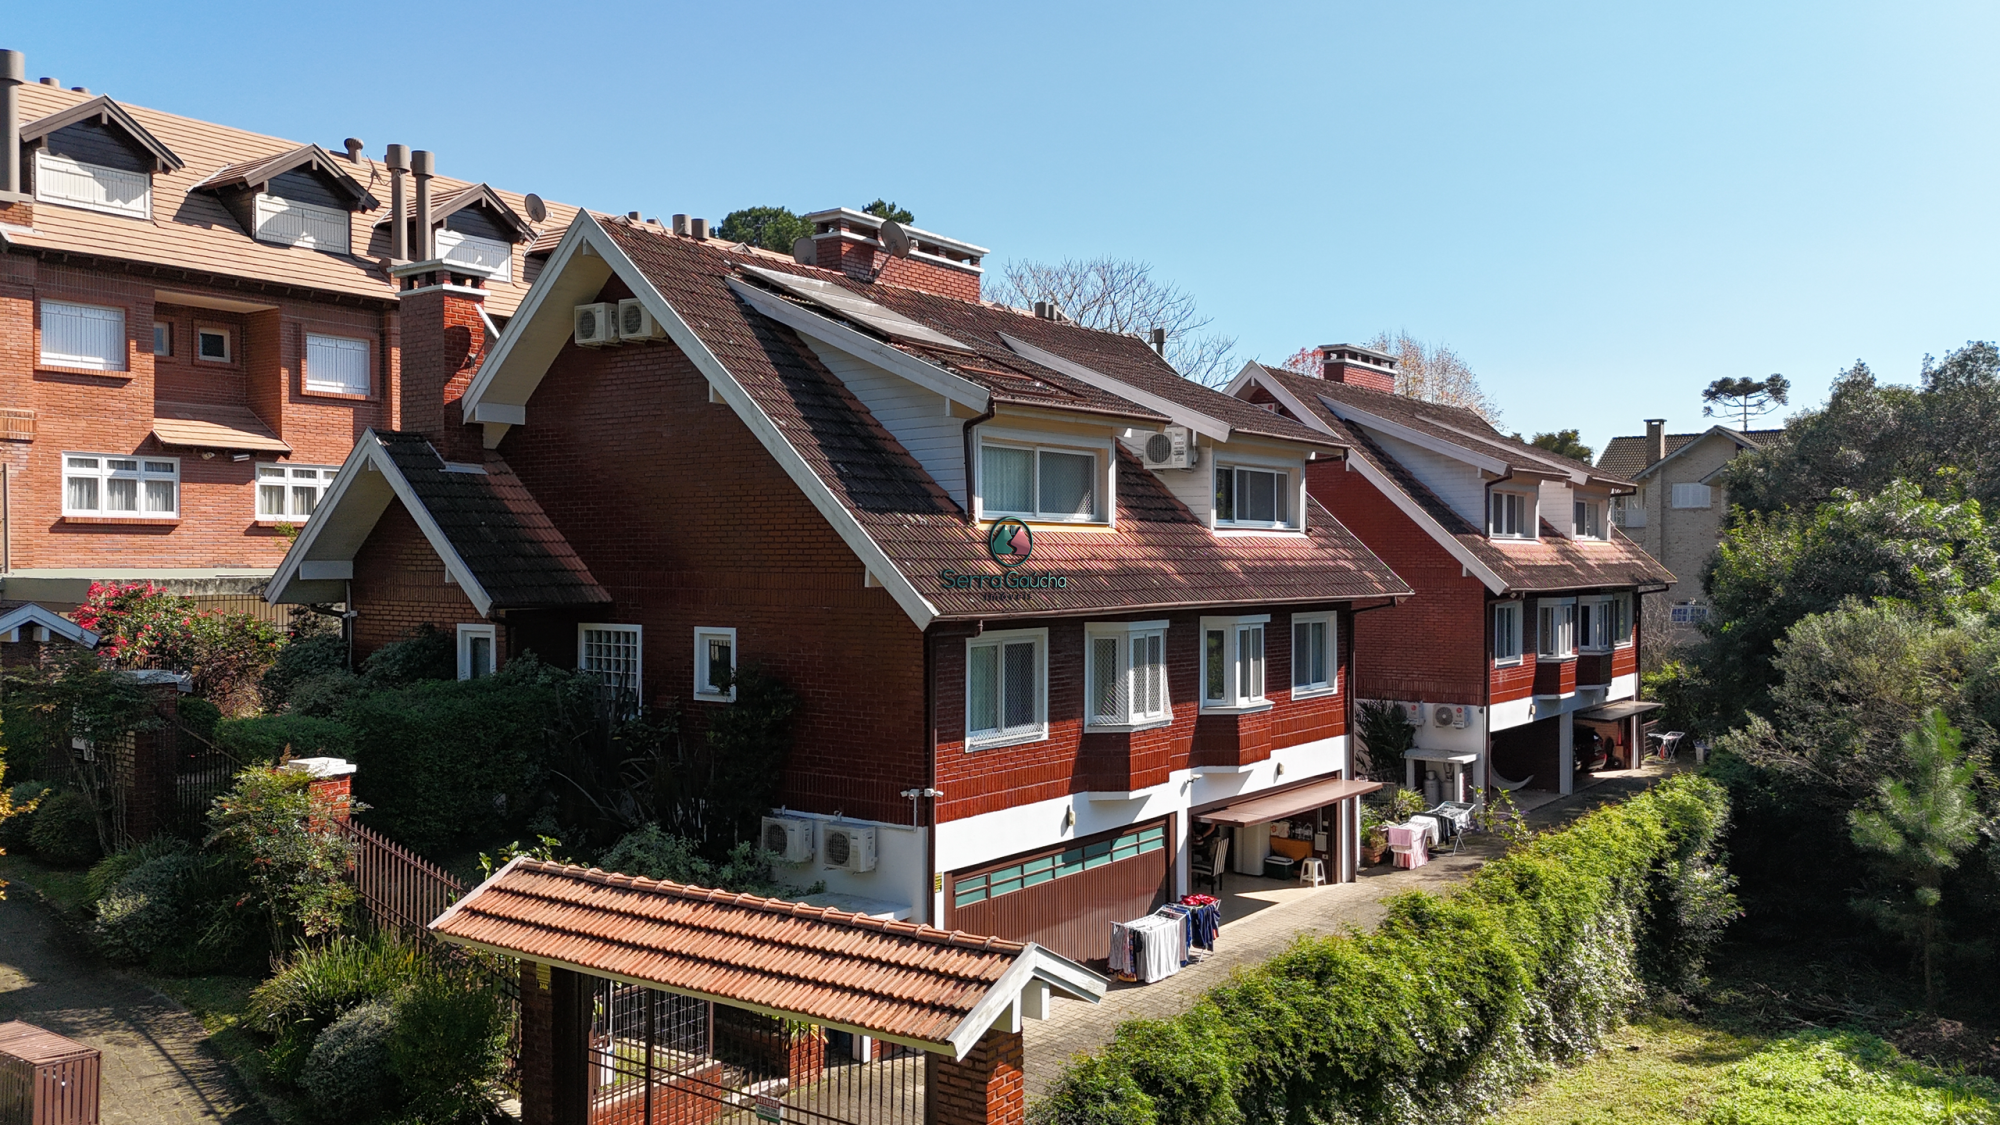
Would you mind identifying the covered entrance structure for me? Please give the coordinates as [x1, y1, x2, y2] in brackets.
[1193, 774, 1381, 887]
[430, 859, 1105, 1125]
[1575, 700, 1662, 772]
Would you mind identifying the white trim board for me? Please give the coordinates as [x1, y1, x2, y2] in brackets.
[1000, 332, 1231, 443]
[728, 278, 989, 411]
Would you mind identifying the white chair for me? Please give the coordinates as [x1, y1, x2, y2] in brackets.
[1297, 857, 1326, 887]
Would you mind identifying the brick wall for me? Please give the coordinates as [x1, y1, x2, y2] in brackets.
[924, 1028, 1024, 1125]
[348, 497, 488, 655]
[398, 279, 487, 461]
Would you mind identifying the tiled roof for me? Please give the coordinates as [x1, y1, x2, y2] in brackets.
[374, 434, 609, 609]
[152, 401, 290, 453]
[597, 221, 1411, 618]
[1596, 427, 1784, 481]
[430, 859, 1081, 1051]
[5, 84, 580, 317]
[1251, 367, 1673, 593]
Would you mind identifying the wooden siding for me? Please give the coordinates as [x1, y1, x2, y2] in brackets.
[946, 816, 1174, 965]
[805, 339, 967, 504]
[43, 119, 154, 171]
[1368, 431, 1486, 525]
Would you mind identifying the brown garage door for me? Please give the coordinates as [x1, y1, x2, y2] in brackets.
[946, 817, 1173, 964]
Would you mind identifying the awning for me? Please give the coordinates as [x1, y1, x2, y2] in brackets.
[1407, 748, 1479, 765]
[152, 401, 290, 453]
[1576, 700, 1664, 722]
[1196, 776, 1382, 827]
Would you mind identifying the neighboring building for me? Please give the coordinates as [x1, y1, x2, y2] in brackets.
[1228, 349, 1674, 800]
[268, 209, 1415, 961]
[1595, 420, 1782, 631]
[0, 51, 578, 612]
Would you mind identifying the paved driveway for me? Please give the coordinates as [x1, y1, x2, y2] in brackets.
[0, 890, 267, 1124]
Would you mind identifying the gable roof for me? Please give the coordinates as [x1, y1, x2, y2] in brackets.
[1596, 425, 1784, 481]
[0, 602, 100, 647]
[1234, 364, 1673, 594]
[190, 142, 379, 210]
[431, 857, 1103, 1058]
[2, 83, 579, 316]
[461, 215, 1409, 629]
[20, 95, 184, 172]
[267, 431, 608, 613]
[376, 181, 535, 242]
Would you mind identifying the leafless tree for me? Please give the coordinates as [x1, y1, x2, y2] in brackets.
[989, 257, 1239, 386]
[1365, 331, 1501, 425]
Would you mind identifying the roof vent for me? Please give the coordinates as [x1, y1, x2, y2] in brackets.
[342, 137, 365, 161]
[69, 86, 87, 94]
[38, 77, 56, 87]
[672, 214, 690, 235]
[627, 210, 641, 221]
[690, 217, 709, 241]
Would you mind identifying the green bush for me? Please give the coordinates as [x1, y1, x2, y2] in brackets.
[388, 969, 509, 1124]
[0, 780, 54, 851]
[359, 625, 456, 688]
[177, 697, 221, 743]
[85, 835, 193, 904]
[598, 824, 793, 895]
[28, 789, 100, 866]
[249, 935, 426, 1086]
[262, 632, 349, 712]
[299, 998, 398, 1120]
[1033, 775, 1737, 1125]
[212, 714, 355, 764]
[285, 671, 365, 718]
[91, 848, 204, 963]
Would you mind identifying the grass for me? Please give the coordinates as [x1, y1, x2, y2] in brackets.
[1494, 1016, 2000, 1125]
[0, 851, 97, 917]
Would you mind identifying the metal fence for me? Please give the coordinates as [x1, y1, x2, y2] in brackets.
[586, 980, 924, 1125]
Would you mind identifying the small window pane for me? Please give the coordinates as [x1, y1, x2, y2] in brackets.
[153, 322, 171, 356]
[1003, 641, 1037, 729]
[706, 638, 732, 693]
[1204, 630, 1225, 700]
[66, 475, 99, 512]
[1037, 451, 1094, 518]
[982, 445, 1032, 514]
[259, 484, 286, 516]
[105, 477, 138, 512]
[1090, 636, 1121, 723]
[198, 330, 229, 360]
[967, 644, 999, 733]
[1239, 469, 1277, 523]
[144, 479, 176, 514]
[468, 635, 493, 678]
[1215, 466, 1235, 522]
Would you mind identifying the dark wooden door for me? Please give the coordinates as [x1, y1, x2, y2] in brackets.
[946, 816, 1174, 964]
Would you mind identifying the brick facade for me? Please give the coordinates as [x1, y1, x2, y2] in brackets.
[925, 1028, 1025, 1125]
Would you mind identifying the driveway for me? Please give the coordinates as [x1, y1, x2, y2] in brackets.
[0, 890, 267, 1124]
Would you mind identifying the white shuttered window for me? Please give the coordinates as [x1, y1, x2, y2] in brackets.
[254, 193, 349, 250]
[1671, 483, 1713, 509]
[40, 300, 126, 371]
[35, 151, 151, 218]
[435, 229, 513, 282]
[304, 334, 370, 395]
[1086, 621, 1169, 728]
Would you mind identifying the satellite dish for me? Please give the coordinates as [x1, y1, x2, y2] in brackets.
[878, 220, 912, 259]
[523, 193, 548, 223]
[791, 235, 816, 264]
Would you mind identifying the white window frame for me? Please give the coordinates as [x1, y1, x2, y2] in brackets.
[1572, 496, 1607, 540]
[1671, 483, 1713, 509]
[34, 150, 151, 218]
[304, 333, 372, 395]
[1084, 620, 1171, 731]
[1536, 598, 1577, 659]
[152, 321, 172, 357]
[1200, 614, 1271, 713]
[256, 463, 339, 521]
[1289, 611, 1338, 698]
[1577, 596, 1614, 653]
[1670, 602, 1709, 625]
[1613, 593, 1636, 646]
[1489, 487, 1536, 539]
[457, 623, 496, 681]
[1493, 602, 1524, 666]
[196, 326, 232, 364]
[975, 435, 1109, 524]
[578, 623, 644, 715]
[39, 299, 127, 372]
[693, 626, 737, 702]
[1213, 458, 1302, 531]
[965, 627, 1048, 750]
[61, 452, 179, 518]
[253, 192, 350, 251]
[435, 228, 514, 283]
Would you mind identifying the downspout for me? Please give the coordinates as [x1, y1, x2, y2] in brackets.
[923, 628, 937, 926]
[960, 404, 996, 523]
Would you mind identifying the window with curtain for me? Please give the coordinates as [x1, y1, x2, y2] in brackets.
[1086, 622, 1169, 727]
[1201, 617, 1268, 709]
[1612, 593, 1635, 645]
[979, 441, 1099, 521]
[305, 333, 371, 395]
[257, 464, 338, 519]
[40, 299, 126, 371]
[62, 453, 177, 517]
[1489, 490, 1531, 538]
[1493, 602, 1523, 664]
[694, 627, 737, 700]
[1537, 601, 1576, 658]
[966, 629, 1046, 747]
[579, 624, 643, 715]
[1291, 613, 1336, 693]
[1215, 464, 1292, 528]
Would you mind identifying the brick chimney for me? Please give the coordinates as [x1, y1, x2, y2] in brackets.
[1316, 343, 1398, 394]
[394, 259, 490, 461]
[1645, 419, 1666, 465]
[799, 207, 987, 302]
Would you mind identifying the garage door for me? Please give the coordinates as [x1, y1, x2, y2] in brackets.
[946, 817, 1173, 964]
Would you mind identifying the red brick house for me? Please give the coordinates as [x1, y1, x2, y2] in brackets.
[1228, 349, 1673, 799]
[268, 210, 1413, 961]
[0, 51, 576, 611]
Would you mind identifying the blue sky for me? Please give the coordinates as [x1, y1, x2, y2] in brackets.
[11, 2, 1998, 455]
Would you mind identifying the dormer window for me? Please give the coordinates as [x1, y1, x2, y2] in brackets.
[1215, 462, 1300, 530]
[383, 183, 533, 280]
[254, 192, 348, 250]
[1489, 488, 1535, 539]
[978, 439, 1103, 523]
[1573, 497, 1607, 540]
[193, 144, 377, 254]
[20, 97, 183, 221]
[35, 151, 151, 217]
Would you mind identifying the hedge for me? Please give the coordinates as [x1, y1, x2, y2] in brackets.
[1032, 774, 1737, 1125]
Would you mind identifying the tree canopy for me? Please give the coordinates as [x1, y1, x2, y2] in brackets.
[1523, 428, 1593, 462]
[716, 206, 811, 254]
[1702, 373, 1790, 429]
[990, 258, 1238, 385]
[862, 199, 914, 224]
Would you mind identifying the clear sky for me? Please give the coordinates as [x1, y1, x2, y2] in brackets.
[10, 3, 1997, 456]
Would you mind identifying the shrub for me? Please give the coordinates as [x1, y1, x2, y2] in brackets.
[1033, 775, 1736, 1125]
[0, 780, 54, 852]
[285, 671, 366, 718]
[206, 765, 357, 939]
[388, 969, 509, 1124]
[91, 848, 204, 963]
[177, 697, 221, 743]
[359, 625, 456, 688]
[85, 835, 193, 904]
[598, 824, 792, 895]
[28, 789, 100, 867]
[262, 631, 348, 712]
[212, 714, 355, 764]
[250, 935, 426, 1086]
[72, 581, 281, 713]
[298, 999, 398, 1120]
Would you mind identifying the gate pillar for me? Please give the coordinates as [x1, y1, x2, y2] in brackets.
[520, 961, 591, 1125]
[925, 1027, 1024, 1125]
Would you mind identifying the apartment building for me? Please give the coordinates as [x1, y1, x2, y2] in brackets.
[267, 208, 1416, 961]
[0, 49, 577, 610]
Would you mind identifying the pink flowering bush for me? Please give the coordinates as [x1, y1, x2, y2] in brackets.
[73, 582, 283, 713]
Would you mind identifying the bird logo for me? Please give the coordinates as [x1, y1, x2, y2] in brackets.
[986, 518, 1034, 568]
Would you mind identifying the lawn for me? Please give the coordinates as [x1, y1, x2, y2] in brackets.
[1494, 1016, 2000, 1125]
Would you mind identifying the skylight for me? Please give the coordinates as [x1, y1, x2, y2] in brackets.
[739, 266, 970, 352]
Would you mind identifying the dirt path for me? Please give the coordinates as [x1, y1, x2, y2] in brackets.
[0, 891, 268, 1124]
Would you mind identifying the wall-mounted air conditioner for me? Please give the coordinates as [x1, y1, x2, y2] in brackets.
[821, 824, 877, 873]
[761, 816, 814, 863]
[573, 303, 619, 347]
[617, 298, 665, 341]
[1141, 425, 1198, 470]
[1397, 701, 1426, 727]
[1432, 704, 1470, 729]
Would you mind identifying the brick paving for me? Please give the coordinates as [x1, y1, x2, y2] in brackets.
[1022, 763, 1675, 1096]
[0, 890, 267, 1124]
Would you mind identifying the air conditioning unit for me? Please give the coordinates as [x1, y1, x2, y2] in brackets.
[1140, 424, 1198, 470]
[616, 298, 665, 341]
[761, 816, 814, 864]
[821, 824, 877, 873]
[1432, 704, 1470, 729]
[1397, 701, 1426, 727]
[573, 303, 619, 347]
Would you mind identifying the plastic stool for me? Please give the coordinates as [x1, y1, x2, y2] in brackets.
[1297, 858, 1326, 887]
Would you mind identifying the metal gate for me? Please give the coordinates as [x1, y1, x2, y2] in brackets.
[946, 816, 1174, 964]
[586, 980, 924, 1125]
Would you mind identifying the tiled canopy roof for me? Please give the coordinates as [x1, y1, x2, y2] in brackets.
[595, 220, 1412, 619]
[431, 859, 1101, 1055]
[1596, 427, 1784, 481]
